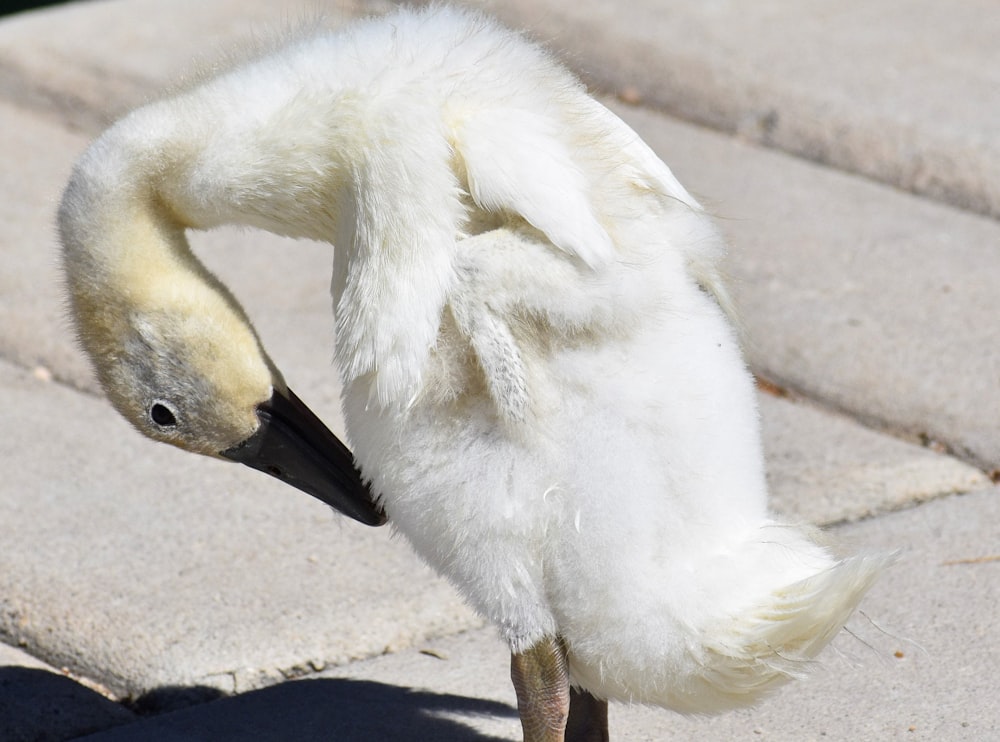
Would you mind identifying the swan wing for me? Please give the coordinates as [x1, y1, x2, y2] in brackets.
[455, 108, 614, 269]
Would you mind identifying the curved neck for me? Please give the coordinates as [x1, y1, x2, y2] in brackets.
[60, 71, 461, 409]
[58, 139, 280, 388]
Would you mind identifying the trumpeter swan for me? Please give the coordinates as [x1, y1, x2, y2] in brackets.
[59, 6, 888, 740]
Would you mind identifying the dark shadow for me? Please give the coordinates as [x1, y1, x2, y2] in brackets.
[126, 684, 227, 715]
[0, 666, 136, 742]
[0, 2, 68, 17]
[85, 677, 518, 741]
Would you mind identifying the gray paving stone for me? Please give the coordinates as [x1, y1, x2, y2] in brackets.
[0, 358, 480, 699]
[0, 0, 388, 131]
[67, 628, 518, 741]
[0, 641, 56, 671]
[76, 489, 1000, 741]
[477, 0, 1000, 219]
[0, 101, 95, 389]
[759, 393, 988, 525]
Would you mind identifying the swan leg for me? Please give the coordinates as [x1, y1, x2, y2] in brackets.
[511, 636, 571, 742]
[510, 637, 610, 742]
[566, 688, 609, 742]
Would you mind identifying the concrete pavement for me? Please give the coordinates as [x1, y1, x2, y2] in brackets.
[0, 0, 996, 739]
[477, 0, 1000, 220]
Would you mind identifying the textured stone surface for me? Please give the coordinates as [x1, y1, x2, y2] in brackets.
[759, 392, 988, 525]
[0, 359, 480, 699]
[0, 642, 57, 671]
[0, 0, 392, 130]
[476, 0, 1000, 219]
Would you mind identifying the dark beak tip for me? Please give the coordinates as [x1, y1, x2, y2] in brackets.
[372, 506, 389, 526]
[222, 387, 385, 527]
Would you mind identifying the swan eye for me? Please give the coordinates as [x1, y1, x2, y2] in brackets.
[149, 401, 178, 427]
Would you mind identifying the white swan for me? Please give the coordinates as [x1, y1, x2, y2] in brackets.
[58, 6, 888, 740]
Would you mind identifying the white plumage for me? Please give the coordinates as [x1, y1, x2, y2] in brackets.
[59, 6, 888, 738]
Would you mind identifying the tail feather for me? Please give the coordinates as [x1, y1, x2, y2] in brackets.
[694, 552, 895, 708]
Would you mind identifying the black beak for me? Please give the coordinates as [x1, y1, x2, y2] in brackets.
[221, 387, 386, 527]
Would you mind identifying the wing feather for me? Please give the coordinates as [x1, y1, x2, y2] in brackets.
[456, 109, 614, 269]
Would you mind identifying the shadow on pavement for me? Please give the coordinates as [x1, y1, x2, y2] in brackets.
[1, 665, 517, 741]
[75, 676, 518, 741]
[127, 684, 227, 715]
[0, 666, 136, 741]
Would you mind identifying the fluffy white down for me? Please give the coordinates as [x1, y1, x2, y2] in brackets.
[86, 5, 887, 712]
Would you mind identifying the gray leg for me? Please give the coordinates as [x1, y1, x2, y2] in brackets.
[510, 636, 571, 742]
[566, 688, 609, 742]
[510, 637, 611, 742]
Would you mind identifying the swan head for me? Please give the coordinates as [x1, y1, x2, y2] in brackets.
[78, 270, 277, 458]
[58, 150, 386, 526]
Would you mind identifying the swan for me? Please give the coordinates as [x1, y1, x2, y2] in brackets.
[58, 6, 889, 740]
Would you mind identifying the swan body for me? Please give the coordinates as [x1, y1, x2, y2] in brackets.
[59, 6, 887, 737]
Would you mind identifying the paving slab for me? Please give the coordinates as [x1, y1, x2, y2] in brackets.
[73, 488, 1000, 741]
[0, 0, 392, 132]
[77, 630, 520, 742]
[758, 393, 988, 525]
[476, 0, 1000, 219]
[1, 640, 57, 671]
[21, 0, 1000, 226]
[0, 100, 95, 389]
[0, 358, 481, 699]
